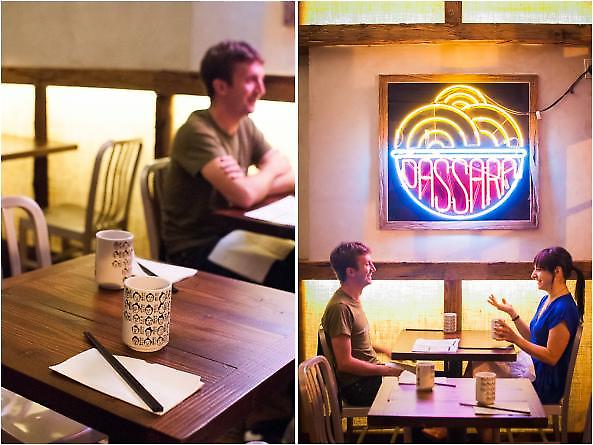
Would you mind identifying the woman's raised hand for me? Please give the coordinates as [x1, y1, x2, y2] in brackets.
[488, 294, 515, 316]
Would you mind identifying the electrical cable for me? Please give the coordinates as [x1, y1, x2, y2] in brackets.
[483, 65, 591, 116]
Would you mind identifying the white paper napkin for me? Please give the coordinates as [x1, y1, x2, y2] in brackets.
[244, 196, 296, 226]
[208, 230, 295, 283]
[133, 257, 197, 284]
[50, 349, 204, 415]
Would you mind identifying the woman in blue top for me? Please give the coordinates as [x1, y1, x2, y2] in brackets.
[490, 246, 584, 404]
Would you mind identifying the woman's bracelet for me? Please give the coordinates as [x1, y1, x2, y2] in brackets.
[511, 314, 520, 322]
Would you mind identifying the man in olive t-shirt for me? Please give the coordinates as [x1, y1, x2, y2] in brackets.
[321, 242, 402, 406]
[161, 41, 294, 289]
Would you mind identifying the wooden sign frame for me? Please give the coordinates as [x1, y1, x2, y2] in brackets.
[379, 74, 539, 230]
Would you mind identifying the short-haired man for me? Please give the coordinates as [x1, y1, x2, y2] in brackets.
[321, 241, 402, 406]
[162, 41, 294, 290]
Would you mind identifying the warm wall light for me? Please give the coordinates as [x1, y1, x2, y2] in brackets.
[391, 84, 527, 220]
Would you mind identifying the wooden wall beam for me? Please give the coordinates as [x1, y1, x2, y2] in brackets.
[299, 261, 593, 281]
[2, 68, 295, 103]
[445, 1, 462, 26]
[155, 94, 173, 158]
[299, 23, 592, 47]
[33, 83, 48, 208]
[444, 279, 462, 330]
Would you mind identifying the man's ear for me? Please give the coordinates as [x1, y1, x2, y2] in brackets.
[212, 78, 229, 97]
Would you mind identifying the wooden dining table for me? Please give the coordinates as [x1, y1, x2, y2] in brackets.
[1, 134, 78, 208]
[391, 329, 517, 377]
[212, 194, 295, 240]
[1, 255, 295, 443]
[368, 377, 547, 440]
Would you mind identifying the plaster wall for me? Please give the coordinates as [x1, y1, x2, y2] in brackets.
[1, 1, 294, 75]
[303, 43, 592, 261]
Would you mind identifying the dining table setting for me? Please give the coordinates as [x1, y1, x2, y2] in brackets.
[1, 247, 295, 443]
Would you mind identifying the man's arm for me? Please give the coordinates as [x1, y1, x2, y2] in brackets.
[331, 334, 401, 377]
[201, 150, 292, 208]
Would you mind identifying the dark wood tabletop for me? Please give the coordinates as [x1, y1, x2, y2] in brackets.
[1, 134, 77, 161]
[368, 377, 547, 429]
[1, 255, 295, 443]
[391, 330, 517, 377]
[1, 134, 78, 207]
[212, 194, 295, 240]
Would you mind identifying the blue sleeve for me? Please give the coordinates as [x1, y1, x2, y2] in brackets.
[547, 298, 579, 334]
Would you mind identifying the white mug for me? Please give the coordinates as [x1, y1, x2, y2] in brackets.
[443, 312, 457, 333]
[95, 230, 134, 289]
[491, 318, 504, 340]
[416, 361, 435, 391]
[475, 371, 496, 405]
[123, 276, 172, 352]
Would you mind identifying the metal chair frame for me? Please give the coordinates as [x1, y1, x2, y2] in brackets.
[299, 355, 344, 443]
[2, 196, 51, 276]
[20, 139, 142, 264]
[139, 157, 169, 260]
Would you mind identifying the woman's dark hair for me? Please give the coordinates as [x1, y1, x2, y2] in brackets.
[200, 40, 264, 100]
[534, 246, 585, 322]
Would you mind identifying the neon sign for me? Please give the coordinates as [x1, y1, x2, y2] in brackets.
[391, 85, 528, 220]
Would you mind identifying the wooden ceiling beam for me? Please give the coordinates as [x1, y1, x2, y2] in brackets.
[1, 67, 295, 102]
[299, 23, 592, 47]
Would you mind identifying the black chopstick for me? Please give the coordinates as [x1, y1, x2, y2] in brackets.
[399, 382, 457, 387]
[137, 261, 178, 293]
[405, 328, 443, 332]
[83, 331, 164, 413]
[459, 401, 530, 415]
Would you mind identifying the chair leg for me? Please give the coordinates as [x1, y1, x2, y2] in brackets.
[403, 427, 412, 443]
[552, 414, 560, 442]
[506, 427, 515, 442]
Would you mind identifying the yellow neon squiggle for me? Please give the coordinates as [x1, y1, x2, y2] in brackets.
[395, 103, 481, 147]
[414, 129, 455, 148]
[407, 117, 471, 149]
[442, 92, 482, 107]
[479, 129, 501, 147]
[434, 85, 487, 104]
[472, 116, 511, 146]
[463, 103, 524, 147]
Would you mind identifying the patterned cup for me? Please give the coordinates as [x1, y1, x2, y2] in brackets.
[443, 312, 457, 333]
[475, 371, 496, 405]
[491, 318, 504, 340]
[95, 230, 134, 289]
[416, 361, 435, 391]
[123, 276, 172, 352]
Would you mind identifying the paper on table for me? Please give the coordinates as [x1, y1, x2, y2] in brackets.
[398, 370, 417, 384]
[473, 402, 531, 416]
[412, 338, 459, 352]
[208, 230, 295, 283]
[244, 196, 296, 226]
[50, 349, 204, 415]
[133, 257, 197, 283]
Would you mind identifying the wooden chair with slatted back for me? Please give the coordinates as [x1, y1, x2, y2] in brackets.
[140, 157, 170, 260]
[299, 355, 344, 443]
[2, 196, 51, 276]
[19, 139, 142, 265]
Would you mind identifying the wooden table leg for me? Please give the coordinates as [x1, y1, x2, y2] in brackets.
[33, 156, 48, 208]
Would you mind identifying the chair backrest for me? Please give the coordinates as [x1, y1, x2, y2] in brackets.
[298, 356, 344, 444]
[583, 395, 592, 443]
[85, 139, 142, 239]
[140, 157, 170, 260]
[560, 322, 584, 410]
[1, 196, 51, 276]
[318, 325, 338, 373]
